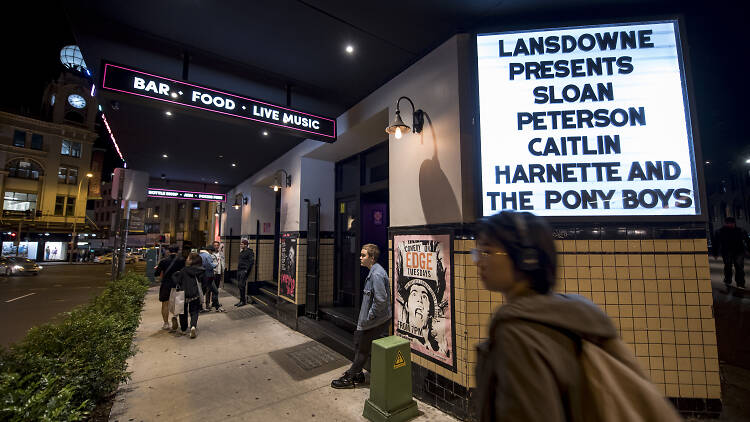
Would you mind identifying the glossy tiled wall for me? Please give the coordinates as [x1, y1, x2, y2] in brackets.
[389, 234, 720, 419]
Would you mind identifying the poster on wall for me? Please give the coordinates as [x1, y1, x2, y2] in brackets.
[279, 233, 298, 302]
[476, 20, 700, 218]
[393, 233, 455, 370]
[43, 242, 66, 261]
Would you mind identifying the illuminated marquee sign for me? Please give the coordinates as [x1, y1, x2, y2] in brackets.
[147, 188, 225, 202]
[476, 20, 700, 218]
[101, 62, 336, 142]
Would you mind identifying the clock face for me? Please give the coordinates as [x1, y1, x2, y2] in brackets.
[67, 94, 86, 109]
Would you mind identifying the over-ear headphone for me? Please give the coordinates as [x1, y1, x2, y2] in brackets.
[511, 212, 540, 272]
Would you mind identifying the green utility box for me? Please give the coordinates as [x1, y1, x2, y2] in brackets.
[363, 336, 419, 422]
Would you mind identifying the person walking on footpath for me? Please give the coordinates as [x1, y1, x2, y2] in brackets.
[173, 252, 205, 339]
[331, 243, 391, 389]
[199, 245, 223, 312]
[473, 211, 680, 421]
[235, 239, 255, 307]
[154, 245, 185, 330]
[714, 216, 750, 290]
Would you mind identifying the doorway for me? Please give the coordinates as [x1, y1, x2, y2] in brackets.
[331, 141, 388, 323]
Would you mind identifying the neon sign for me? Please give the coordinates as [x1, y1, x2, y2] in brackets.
[147, 188, 225, 202]
[101, 62, 336, 142]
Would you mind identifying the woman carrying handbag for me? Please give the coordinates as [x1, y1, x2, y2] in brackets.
[173, 252, 206, 339]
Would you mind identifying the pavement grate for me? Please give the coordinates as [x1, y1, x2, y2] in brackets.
[225, 306, 264, 320]
[269, 341, 349, 380]
[287, 343, 341, 371]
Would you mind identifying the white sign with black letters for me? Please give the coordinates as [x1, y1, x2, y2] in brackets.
[476, 21, 698, 217]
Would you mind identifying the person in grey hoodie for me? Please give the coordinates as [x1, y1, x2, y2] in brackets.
[331, 243, 391, 389]
[473, 211, 660, 421]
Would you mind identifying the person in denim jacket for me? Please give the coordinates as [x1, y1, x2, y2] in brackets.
[331, 243, 391, 389]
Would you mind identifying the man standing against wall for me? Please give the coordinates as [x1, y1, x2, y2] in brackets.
[331, 243, 391, 389]
[714, 216, 750, 289]
[212, 240, 225, 288]
[235, 239, 255, 307]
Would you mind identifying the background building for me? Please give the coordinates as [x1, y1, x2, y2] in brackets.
[0, 58, 99, 261]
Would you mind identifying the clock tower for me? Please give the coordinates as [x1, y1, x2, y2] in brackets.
[41, 45, 98, 130]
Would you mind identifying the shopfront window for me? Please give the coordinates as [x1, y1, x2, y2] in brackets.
[3, 192, 37, 212]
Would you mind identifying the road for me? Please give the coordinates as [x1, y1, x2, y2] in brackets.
[0, 261, 146, 347]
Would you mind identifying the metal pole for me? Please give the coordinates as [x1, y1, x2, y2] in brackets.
[111, 174, 124, 281]
[70, 179, 83, 263]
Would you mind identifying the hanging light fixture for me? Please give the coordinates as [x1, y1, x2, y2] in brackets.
[232, 194, 247, 210]
[385, 96, 424, 140]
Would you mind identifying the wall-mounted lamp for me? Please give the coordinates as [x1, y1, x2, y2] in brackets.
[233, 194, 247, 210]
[215, 202, 225, 216]
[385, 96, 424, 140]
[270, 169, 291, 192]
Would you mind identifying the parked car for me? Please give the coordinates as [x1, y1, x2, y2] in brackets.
[94, 253, 136, 264]
[0, 256, 42, 276]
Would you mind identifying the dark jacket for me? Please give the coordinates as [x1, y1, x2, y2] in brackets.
[714, 225, 750, 256]
[357, 262, 391, 331]
[476, 294, 641, 422]
[154, 254, 184, 288]
[238, 248, 255, 276]
[173, 265, 205, 299]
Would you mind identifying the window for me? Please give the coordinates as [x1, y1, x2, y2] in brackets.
[55, 196, 65, 216]
[13, 130, 26, 147]
[58, 167, 78, 184]
[3, 192, 37, 211]
[31, 134, 43, 150]
[61, 140, 82, 157]
[7, 159, 43, 180]
[66, 197, 76, 216]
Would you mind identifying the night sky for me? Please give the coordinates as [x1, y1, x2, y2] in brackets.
[2, 2, 744, 195]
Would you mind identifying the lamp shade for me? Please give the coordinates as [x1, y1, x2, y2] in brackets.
[385, 110, 411, 136]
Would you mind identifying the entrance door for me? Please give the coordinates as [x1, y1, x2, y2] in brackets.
[335, 197, 359, 309]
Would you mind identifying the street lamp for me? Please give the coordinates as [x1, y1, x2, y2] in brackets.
[69, 172, 94, 262]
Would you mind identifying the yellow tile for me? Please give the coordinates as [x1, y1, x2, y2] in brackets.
[703, 331, 717, 345]
[681, 239, 695, 251]
[706, 371, 720, 385]
[627, 240, 641, 252]
[649, 356, 664, 370]
[641, 240, 655, 252]
[602, 254, 615, 266]
[615, 254, 629, 267]
[691, 358, 706, 372]
[654, 240, 668, 252]
[693, 385, 707, 398]
[666, 384, 680, 397]
[679, 384, 694, 398]
[590, 266, 603, 278]
[663, 345, 676, 358]
[664, 357, 678, 371]
[575, 240, 589, 252]
[603, 267, 617, 279]
[601, 240, 615, 252]
[694, 239, 708, 252]
[576, 254, 590, 267]
[630, 279, 644, 292]
[705, 358, 719, 372]
[642, 254, 655, 266]
[707, 385, 721, 398]
[614, 240, 627, 252]
[589, 240, 602, 252]
[667, 240, 682, 252]
[643, 267, 657, 279]
[654, 255, 669, 266]
[589, 254, 603, 267]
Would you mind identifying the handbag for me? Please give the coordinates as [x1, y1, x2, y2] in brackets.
[171, 289, 185, 315]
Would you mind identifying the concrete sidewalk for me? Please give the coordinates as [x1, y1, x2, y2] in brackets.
[109, 288, 456, 422]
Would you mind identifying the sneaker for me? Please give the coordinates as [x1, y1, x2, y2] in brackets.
[235, 301, 247, 307]
[190, 327, 196, 339]
[170, 316, 178, 332]
[215, 306, 226, 313]
[161, 322, 170, 330]
[331, 373, 355, 389]
[352, 372, 365, 384]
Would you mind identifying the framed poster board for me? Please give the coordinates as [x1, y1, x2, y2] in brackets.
[279, 233, 298, 303]
[393, 233, 456, 371]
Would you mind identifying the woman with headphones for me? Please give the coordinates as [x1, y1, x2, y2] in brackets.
[472, 211, 677, 421]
